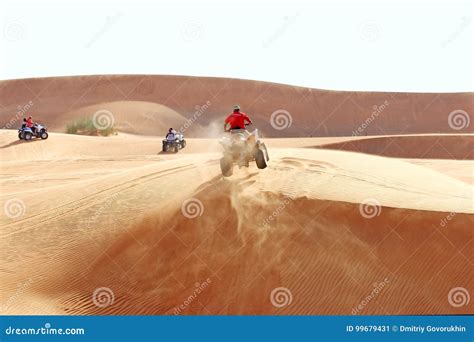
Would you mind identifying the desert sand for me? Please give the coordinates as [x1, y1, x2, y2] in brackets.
[0, 76, 473, 315]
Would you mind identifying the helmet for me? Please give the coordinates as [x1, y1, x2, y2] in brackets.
[233, 105, 240, 112]
[169, 128, 173, 132]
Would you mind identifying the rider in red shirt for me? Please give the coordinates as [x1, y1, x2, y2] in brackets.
[224, 105, 252, 131]
[26, 116, 33, 128]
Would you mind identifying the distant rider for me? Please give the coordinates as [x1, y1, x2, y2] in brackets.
[26, 116, 36, 133]
[166, 128, 176, 140]
[224, 105, 252, 131]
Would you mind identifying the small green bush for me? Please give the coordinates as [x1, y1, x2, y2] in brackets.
[66, 117, 116, 136]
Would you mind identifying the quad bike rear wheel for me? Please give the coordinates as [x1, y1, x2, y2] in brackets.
[24, 132, 32, 141]
[18, 132, 23, 140]
[220, 157, 233, 177]
[255, 149, 267, 169]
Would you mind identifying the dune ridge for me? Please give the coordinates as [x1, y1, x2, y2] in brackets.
[1, 75, 472, 137]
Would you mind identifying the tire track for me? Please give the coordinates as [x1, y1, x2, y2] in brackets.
[1, 160, 219, 237]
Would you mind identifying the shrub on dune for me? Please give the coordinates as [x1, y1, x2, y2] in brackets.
[66, 117, 116, 136]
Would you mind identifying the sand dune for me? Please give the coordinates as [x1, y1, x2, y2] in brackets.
[315, 134, 473, 159]
[1, 130, 472, 315]
[0, 75, 472, 315]
[64, 101, 186, 135]
[1, 75, 473, 137]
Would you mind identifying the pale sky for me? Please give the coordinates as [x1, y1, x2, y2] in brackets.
[1, 0, 472, 91]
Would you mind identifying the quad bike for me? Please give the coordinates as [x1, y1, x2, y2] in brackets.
[162, 132, 186, 153]
[18, 123, 49, 141]
[219, 127, 269, 177]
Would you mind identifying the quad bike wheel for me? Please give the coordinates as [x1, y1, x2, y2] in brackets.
[261, 143, 269, 161]
[173, 144, 179, 153]
[181, 140, 186, 148]
[24, 132, 32, 141]
[40, 131, 48, 140]
[255, 149, 267, 169]
[220, 157, 233, 177]
[18, 132, 23, 140]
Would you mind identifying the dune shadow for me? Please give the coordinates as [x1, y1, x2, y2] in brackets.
[312, 135, 474, 160]
[0, 138, 42, 149]
[157, 151, 179, 155]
